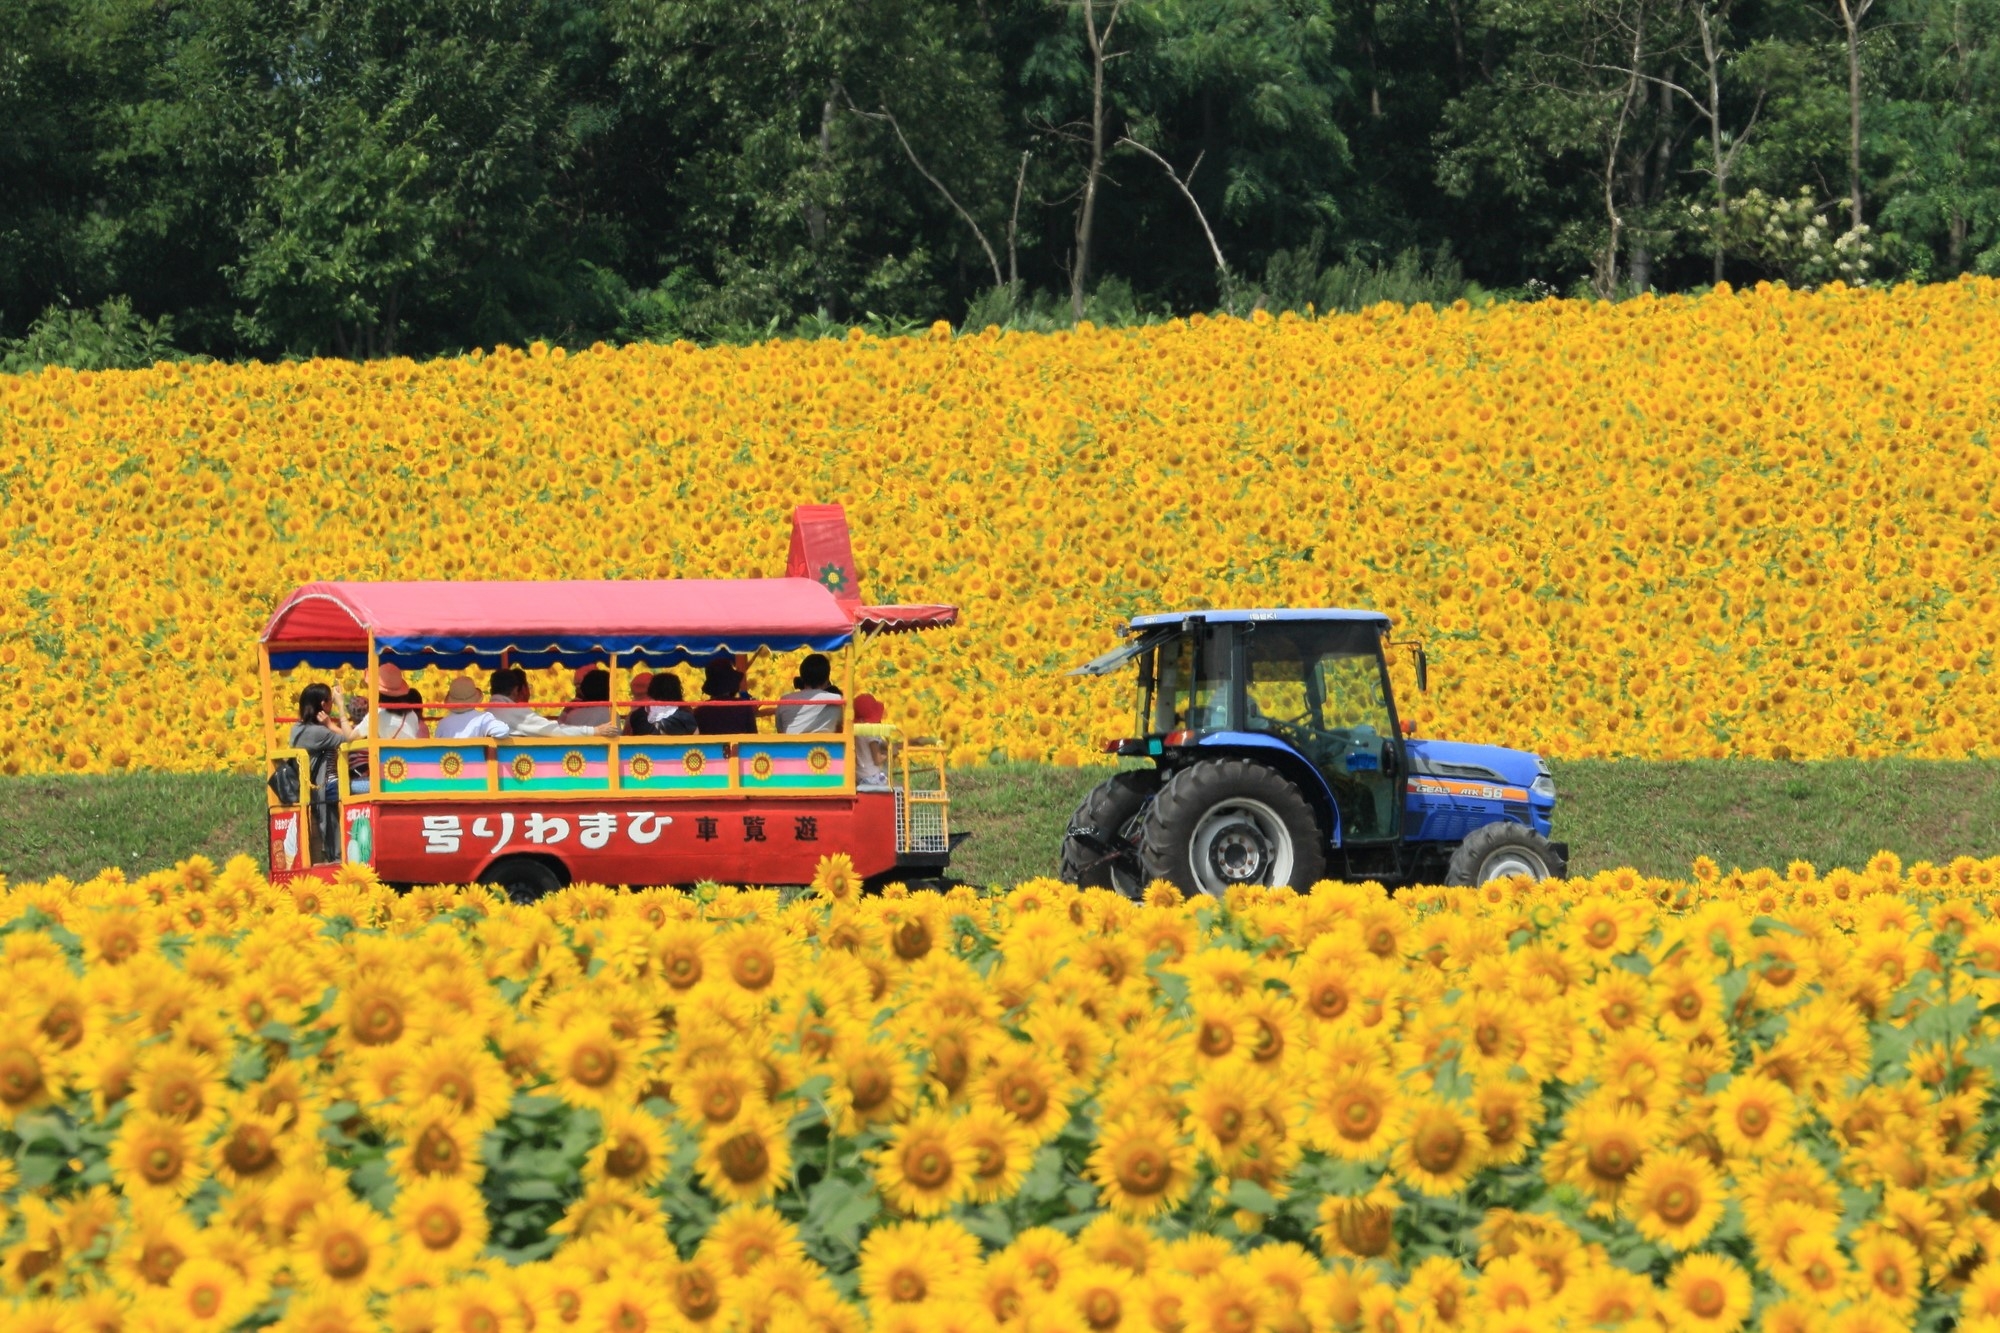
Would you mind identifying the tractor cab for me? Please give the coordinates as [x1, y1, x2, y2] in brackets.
[1065, 608, 1565, 896]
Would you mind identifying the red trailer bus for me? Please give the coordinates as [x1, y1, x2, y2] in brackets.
[259, 571, 959, 897]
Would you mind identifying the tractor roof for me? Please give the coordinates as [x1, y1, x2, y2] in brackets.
[1126, 608, 1392, 631]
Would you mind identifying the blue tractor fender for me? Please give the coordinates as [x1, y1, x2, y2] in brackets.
[1188, 731, 1344, 849]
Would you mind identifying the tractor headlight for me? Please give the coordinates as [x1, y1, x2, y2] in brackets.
[1531, 765, 1556, 802]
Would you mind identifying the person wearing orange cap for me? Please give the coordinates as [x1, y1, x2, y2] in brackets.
[359, 662, 428, 741]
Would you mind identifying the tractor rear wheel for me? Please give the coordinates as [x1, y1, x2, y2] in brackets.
[1060, 770, 1159, 898]
[1445, 822, 1558, 885]
[1139, 759, 1325, 896]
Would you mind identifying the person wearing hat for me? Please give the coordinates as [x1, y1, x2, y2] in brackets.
[358, 663, 428, 742]
[434, 674, 511, 740]
[853, 693, 891, 787]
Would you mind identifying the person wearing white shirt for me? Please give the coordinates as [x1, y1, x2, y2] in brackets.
[358, 662, 427, 741]
[434, 675, 513, 740]
[487, 668, 619, 738]
[775, 653, 844, 734]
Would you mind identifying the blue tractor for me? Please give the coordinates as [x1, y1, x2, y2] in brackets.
[1061, 609, 1567, 896]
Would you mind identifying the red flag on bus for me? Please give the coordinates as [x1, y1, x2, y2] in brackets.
[787, 504, 862, 609]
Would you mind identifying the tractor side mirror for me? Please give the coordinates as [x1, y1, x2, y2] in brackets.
[1415, 646, 1429, 693]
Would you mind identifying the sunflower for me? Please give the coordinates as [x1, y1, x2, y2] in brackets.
[1190, 1265, 1267, 1333]
[1470, 1254, 1552, 1321]
[1088, 1116, 1195, 1219]
[215, 1108, 290, 1188]
[393, 1174, 488, 1273]
[1187, 1067, 1275, 1168]
[546, 1016, 643, 1113]
[695, 1105, 792, 1204]
[1400, 1255, 1472, 1329]
[0, 1032, 55, 1124]
[977, 1048, 1073, 1139]
[271, 1289, 375, 1333]
[434, 1279, 525, 1333]
[132, 1044, 225, 1129]
[338, 976, 416, 1050]
[677, 1058, 765, 1131]
[957, 1102, 1039, 1204]
[699, 1203, 806, 1278]
[391, 1099, 480, 1179]
[1471, 1078, 1544, 1167]
[1077, 1215, 1157, 1276]
[1554, 1098, 1652, 1204]
[835, 1044, 919, 1133]
[874, 1106, 976, 1217]
[403, 1033, 513, 1130]
[1852, 1234, 1921, 1317]
[1666, 1253, 1752, 1331]
[1774, 1231, 1850, 1306]
[1625, 1148, 1724, 1250]
[291, 1193, 394, 1294]
[1315, 1183, 1400, 1262]
[1062, 1262, 1138, 1333]
[581, 1273, 680, 1333]
[1390, 1095, 1487, 1196]
[859, 1220, 981, 1308]
[717, 922, 799, 998]
[1304, 1066, 1401, 1161]
[590, 1106, 672, 1190]
[811, 853, 862, 905]
[1568, 1266, 1652, 1326]
[1711, 1071, 1798, 1158]
[109, 1111, 208, 1200]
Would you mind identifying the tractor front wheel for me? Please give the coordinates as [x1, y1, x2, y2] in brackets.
[1445, 822, 1558, 885]
[1140, 760, 1326, 896]
[1060, 770, 1159, 898]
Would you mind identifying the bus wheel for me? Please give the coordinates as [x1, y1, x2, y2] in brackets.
[482, 856, 566, 903]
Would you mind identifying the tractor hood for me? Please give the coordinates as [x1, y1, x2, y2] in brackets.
[1405, 738, 1546, 791]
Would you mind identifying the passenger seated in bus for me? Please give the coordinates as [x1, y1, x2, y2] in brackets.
[776, 653, 843, 734]
[561, 667, 613, 727]
[697, 658, 759, 736]
[629, 673, 697, 736]
[434, 675, 509, 739]
[359, 663, 427, 741]
[491, 668, 620, 738]
[853, 693, 891, 787]
[290, 683, 356, 857]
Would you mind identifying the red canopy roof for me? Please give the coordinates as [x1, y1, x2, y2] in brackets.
[261, 579, 863, 669]
[856, 604, 959, 634]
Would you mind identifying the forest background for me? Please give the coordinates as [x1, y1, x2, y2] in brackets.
[4, 0, 1998, 368]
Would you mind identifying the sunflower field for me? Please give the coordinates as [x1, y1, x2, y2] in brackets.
[5, 852, 2000, 1331]
[3, 280, 2000, 777]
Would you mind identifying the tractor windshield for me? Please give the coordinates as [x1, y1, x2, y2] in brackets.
[1137, 624, 1228, 735]
[1240, 620, 1402, 841]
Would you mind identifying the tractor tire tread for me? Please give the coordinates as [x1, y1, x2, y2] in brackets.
[1443, 820, 1556, 886]
[1139, 758, 1326, 894]
[1059, 770, 1160, 892]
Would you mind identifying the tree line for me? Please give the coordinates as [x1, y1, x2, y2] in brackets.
[4, 0, 1996, 364]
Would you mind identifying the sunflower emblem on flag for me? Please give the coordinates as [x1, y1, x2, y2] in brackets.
[683, 749, 705, 775]
[439, 753, 461, 779]
[750, 752, 774, 780]
[512, 754, 536, 780]
[631, 754, 654, 780]
[816, 562, 852, 596]
[384, 756, 408, 783]
[808, 747, 831, 773]
[562, 751, 586, 777]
